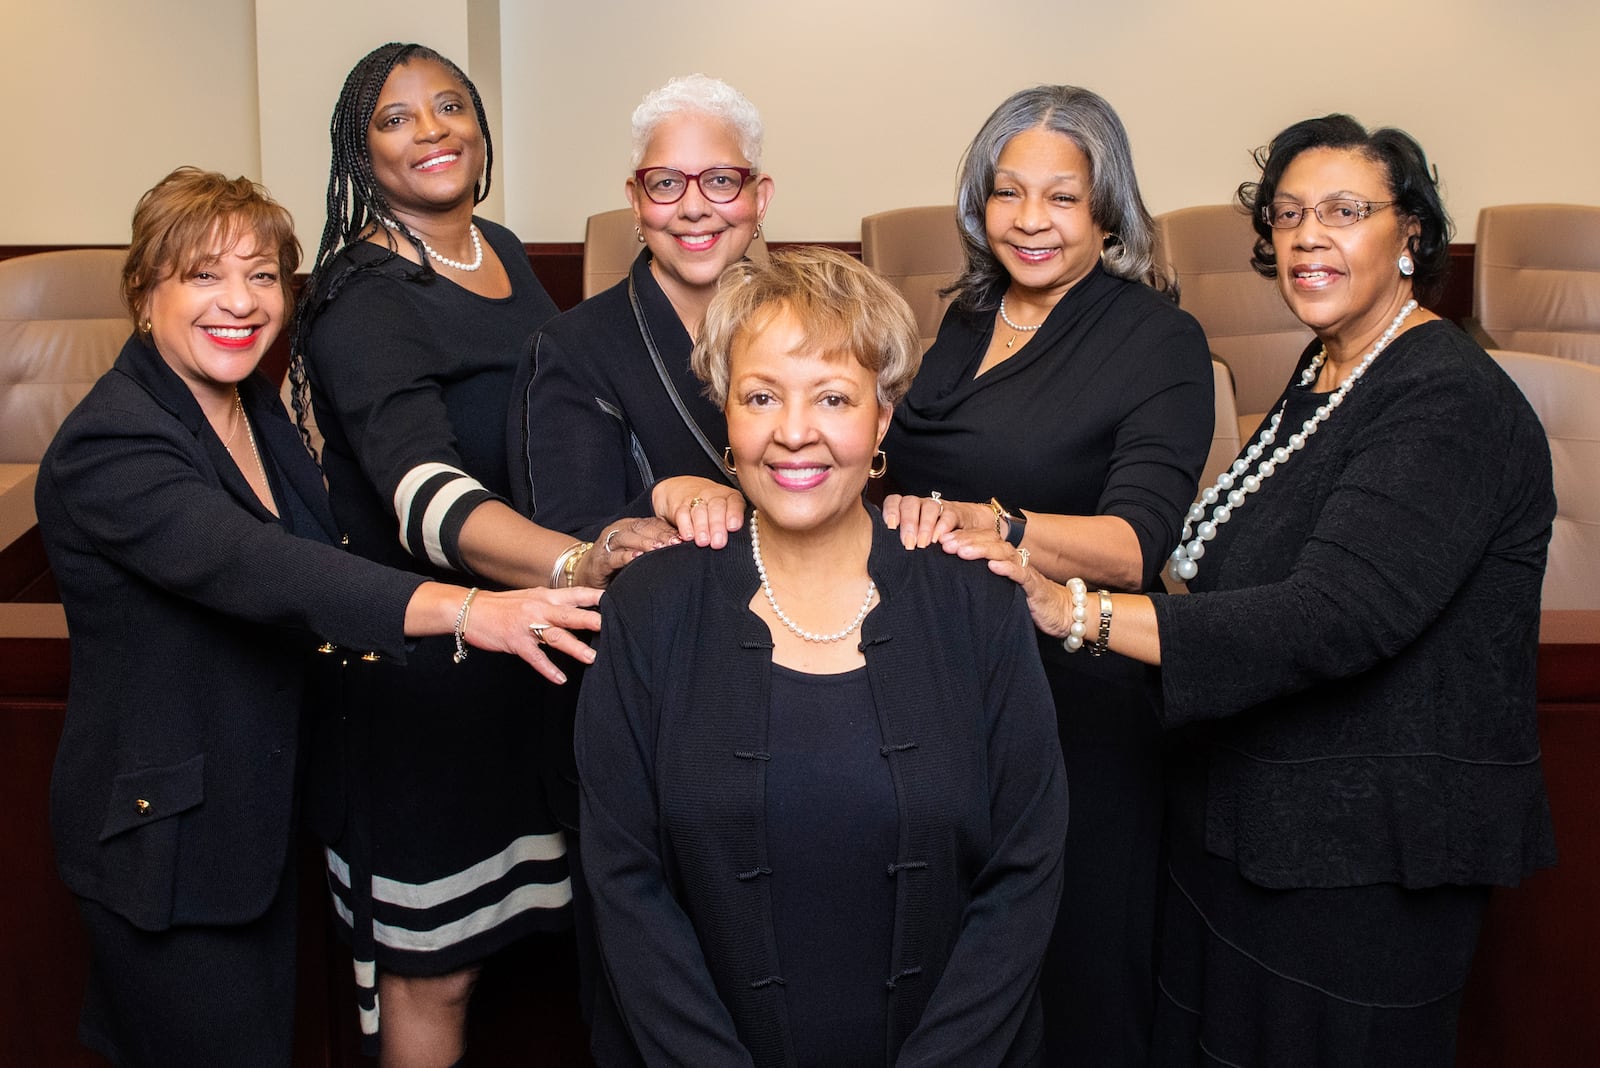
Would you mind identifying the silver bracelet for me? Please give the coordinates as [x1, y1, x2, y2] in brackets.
[452, 587, 479, 664]
[549, 541, 587, 589]
[1089, 588, 1113, 656]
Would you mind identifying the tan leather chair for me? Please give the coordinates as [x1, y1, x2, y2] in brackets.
[1475, 205, 1600, 364]
[583, 207, 770, 300]
[1489, 350, 1600, 610]
[1201, 359, 1243, 489]
[1153, 205, 1314, 440]
[860, 206, 963, 351]
[0, 249, 129, 463]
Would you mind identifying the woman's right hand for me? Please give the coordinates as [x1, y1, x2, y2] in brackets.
[965, 539, 1075, 639]
[651, 475, 746, 548]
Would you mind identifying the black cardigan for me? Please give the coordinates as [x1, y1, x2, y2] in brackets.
[1153, 320, 1557, 889]
[37, 335, 421, 930]
[511, 248, 732, 539]
[576, 512, 1068, 1067]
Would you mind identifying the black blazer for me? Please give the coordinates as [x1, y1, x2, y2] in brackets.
[36, 335, 423, 931]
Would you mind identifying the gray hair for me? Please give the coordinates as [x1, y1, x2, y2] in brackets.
[949, 85, 1174, 310]
[629, 74, 764, 171]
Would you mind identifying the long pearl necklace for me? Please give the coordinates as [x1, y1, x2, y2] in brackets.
[998, 295, 1044, 349]
[1167, 299, 1418, 583]
[379, 217, 484, 272]
[750, 512, 877, 644]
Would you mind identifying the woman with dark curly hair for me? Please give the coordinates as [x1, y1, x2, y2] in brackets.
[978, 114, 1557, 1067]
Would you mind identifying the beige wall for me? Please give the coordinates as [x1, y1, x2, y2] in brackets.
[4, 1, 1597, 248]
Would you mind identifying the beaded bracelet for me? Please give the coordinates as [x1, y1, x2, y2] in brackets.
[1061, 578, 1113, 655]
[452, 587, 479, 664]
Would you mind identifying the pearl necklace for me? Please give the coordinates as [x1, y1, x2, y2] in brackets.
[1167, 299, 1418, 583]
[998, 295, 1044, 349]
[379, 217, 484, 272]
[750, 512, 877, 644]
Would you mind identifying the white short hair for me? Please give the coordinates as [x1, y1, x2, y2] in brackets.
[630, 74, 764, 171]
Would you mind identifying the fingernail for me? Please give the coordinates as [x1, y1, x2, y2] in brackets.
[554, 671, 568, 684]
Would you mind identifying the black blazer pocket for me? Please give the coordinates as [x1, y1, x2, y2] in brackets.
[94, 754, 205, 930]
[98, 754, 206, 841]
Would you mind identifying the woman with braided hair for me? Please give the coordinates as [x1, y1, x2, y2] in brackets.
[290, 43, 679, 1066]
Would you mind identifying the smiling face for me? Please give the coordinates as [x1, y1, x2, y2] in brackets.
[628, 112, 773, 309]
[984, 125, 1107, 304]
[144, 231, 284, 404]
[724, 304, 891, 540]
[1272, 146, 1420, 354]
[366, 58, 484, 219]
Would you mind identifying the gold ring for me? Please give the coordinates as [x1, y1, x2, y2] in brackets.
[528, 623, 549, 643]
[687, 496, 707, 508]
[1017, 547, 1030, 569]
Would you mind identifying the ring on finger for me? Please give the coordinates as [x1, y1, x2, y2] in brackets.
[687, 496, 707, 508]
[1017, 547, 1030, 569]
[603, 528, 621, 553]
[930, 490, 944, 516]
[529, 623, 549, 643]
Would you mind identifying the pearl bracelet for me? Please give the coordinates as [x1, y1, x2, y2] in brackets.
[452, 587, 479, 664]
[1061, 578, 1113, 655]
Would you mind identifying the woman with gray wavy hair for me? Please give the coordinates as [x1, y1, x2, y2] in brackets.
[881, 83, 1214, 1063]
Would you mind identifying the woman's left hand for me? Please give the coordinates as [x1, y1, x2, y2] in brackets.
[575, 516, 682, 587]
[651, 476, 745, 548]
[883, 493, 1001, 550]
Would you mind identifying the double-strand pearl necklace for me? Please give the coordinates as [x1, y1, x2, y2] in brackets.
[750, 512, 877, 644]
[998, 295, 1044, 349]
[1167, 299, 1418, 583]
[378, 217, 484, 272]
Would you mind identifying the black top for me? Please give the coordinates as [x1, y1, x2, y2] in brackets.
[577, 511, 1067, 1067]
[1152, 320, 1557, 889]
[766, 664, 896, 1068]
[511, 248, 732, 538]
[303, 218, 559, 578]
[884, 264, 1214, 591]
[37, 335, 420, 931]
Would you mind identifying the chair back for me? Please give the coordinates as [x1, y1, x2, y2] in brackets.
[1475, 204, 1600, 364]
[583, 208, 770, 300]
[1200, 359, 1243, 489]
[1153, 205, 1314, 439]
[1490, 349, 1600, 610]
[0, 249, 129, 463]
[860, 206, 963, 351]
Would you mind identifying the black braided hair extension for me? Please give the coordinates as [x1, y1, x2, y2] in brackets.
[286, 42, 494, 461]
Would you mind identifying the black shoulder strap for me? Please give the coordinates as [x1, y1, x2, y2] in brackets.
[628, 270, 737, 486]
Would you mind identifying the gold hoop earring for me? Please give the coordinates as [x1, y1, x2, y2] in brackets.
[722, 447, 738, 476]
[869, 450, 888, 479]
[753, 223, 763, 240]
[635, 226, 645, 243]
[138, 319, 152, 336]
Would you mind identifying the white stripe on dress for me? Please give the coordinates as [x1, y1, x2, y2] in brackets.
[331, 876, 573, 953]
[326, 832, 567, 909]
[392, 461, 483, 567]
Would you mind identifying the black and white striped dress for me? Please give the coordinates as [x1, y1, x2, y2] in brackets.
[301, 219, 566, 1046]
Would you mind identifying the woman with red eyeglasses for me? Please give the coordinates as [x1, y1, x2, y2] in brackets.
[510, 73, 775, 551]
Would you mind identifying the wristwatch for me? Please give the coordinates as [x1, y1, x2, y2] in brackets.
[988, 497, 1027, 547]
